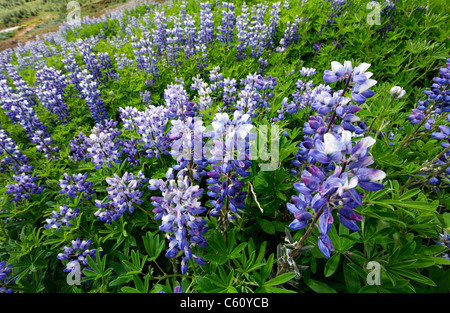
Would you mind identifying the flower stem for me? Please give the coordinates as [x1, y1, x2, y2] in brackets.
[276, 206, 325, 276]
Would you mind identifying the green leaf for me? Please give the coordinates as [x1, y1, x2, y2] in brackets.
[133, 274, 145, 292]
[304, 279, 337, 293]
[324, 253, 341, 277]
[121, 286, 141, 293]
[398, 188, 421, 201]
[265, 273, 296, 286]
[421, 245, 445, 255]
[109, 275, 132, 287]
[230, 243, 247, 258]
[86, 254, 100, 274]
[343, 262, 361, 293]
[257, 219, 275, 234]
[347, 263, 369, 280]
[395, 269, 437, 286]
[396, 241, 416, 262]
[261, 254, 274, 282]
[265, 286, 296, 293]
[432, 257, 450, 265]
[196, 276, 220, 292]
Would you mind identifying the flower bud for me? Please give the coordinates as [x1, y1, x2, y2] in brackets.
[390, 86, 406, 99]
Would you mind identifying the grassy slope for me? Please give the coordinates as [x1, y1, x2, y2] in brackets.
[0, 0, 131, 51]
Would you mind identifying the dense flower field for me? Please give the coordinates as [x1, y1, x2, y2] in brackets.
[0, 0, 449, 294]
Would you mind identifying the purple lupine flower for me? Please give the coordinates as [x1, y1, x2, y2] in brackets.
[118, 105, 170, 159]
[4, 63, 37, 107]
[164, 82, 197, 119]
[323, 61, 377, 105]
[0, 82, 59, 159]
[234, 72, 261, 115]
[235, 2, 250, 59]
[78, 70, 109, 123]
[432, 125, 450, 141]
[94, 171, 147, 223]
[287, 126, 386, 258]
[300, 67, 317, 78]
[317, 207, 334, 257]
[407, 109, 425, 125]
[287, 195, 312, 230]
[0, 129, 29, 174]
[34, 66, 71, 124]
[248, 3, 269, 60]
[57, 238, 99, 280]
[205, 111, 254, 221]
[98, 52, 118, 82]
[5, 172, 45, 203]
[191, 75, 213, 111]
[182, 13, 197, 59]
[254, 74, 277, 108]
[326, 0, 349, 28]
[131, 31, 160, 83]
[408, 59, 450, 129]
[45, 205, 79, 231]
[152, 9, 168, 57]
[199, 2, 215, 46]
[58, 173, 95, 201]
[274, 81, 330, 122]
[169, 116, 209, 181]
[268, 2, 281, 45]
[80, 45, 104, 84]
[166, 17, 183, 70]
[149, 168, 207, 275]
[30, 130, 60, 159]
[0, 261, 16, 293]
[122, 137, 144, 167]
[276, 16, 305, 53]
[69, 132, 90, 162]
[62, 52, 83, 94]
[85, 120, 122, 169]
[217, 2, 235, 45]
[376, 0, 398, 39]
[434, 232, 450, 260]
[115, 53, 134, 70]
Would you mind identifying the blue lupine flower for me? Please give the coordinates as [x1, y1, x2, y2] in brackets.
[119, 105, 170, 159]
[149, 168, 207, 275]
[85, 120, 122, 169]
[59, 173, 96, 201]
[57, 238, 99, 280]
[69, 132, 89, 162]
[0, 261, 16, 293]
[432, 125, 450, 141]
[45, 205, 79, 231]
[0, 129, 29, 174]
[287, 195, 312, 230]
[35, 66, 71, 124]
[318, 208, 334, 258]
[94, 171, 147, 223]
[5, 172, 45, 203]
[287, 60, 386, 257]
[78, 70, 109, 123]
